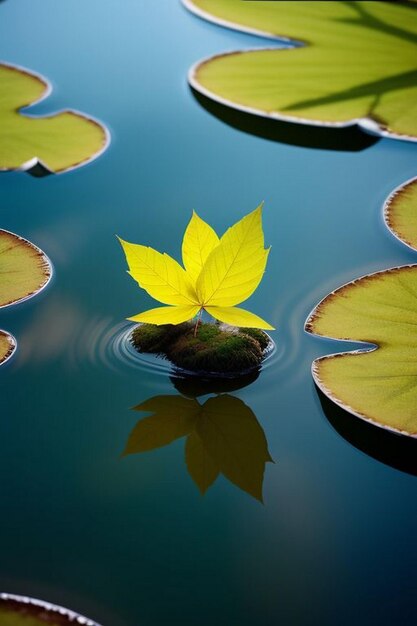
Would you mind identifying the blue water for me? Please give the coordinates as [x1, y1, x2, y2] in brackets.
[1, 1, 417, 624]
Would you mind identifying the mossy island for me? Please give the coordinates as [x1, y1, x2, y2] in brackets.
[130, 321, 272, 376]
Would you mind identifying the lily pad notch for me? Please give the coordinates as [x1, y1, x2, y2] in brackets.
[185, 0, 417, 142]
[305, 264, 417, 438]
[0, 62, 110, 174]
[383, 175, 417, 252]
[182, 0, 297, 42]
[0, 229, 52, 365]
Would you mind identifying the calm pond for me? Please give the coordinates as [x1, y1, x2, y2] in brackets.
[1, 1, 417, 625]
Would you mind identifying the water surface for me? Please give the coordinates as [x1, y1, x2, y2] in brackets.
[1, 1, 417, 625]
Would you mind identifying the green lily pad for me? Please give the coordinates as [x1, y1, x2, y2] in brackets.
[305, 264, 417, 437]
[0, 229, 51, 308]
[0, 62, 109, 173]
[0, 229, 51, 365]
[384, 176, 417, 251]
[124, 393, 273, 501]
[186, 0, 417, 141]
[0, 330, 16, 365]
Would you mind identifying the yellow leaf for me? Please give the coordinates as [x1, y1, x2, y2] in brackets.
[197, 204, 270, 307]
[205, 306, 274, 330]
[119, 207, 274, 331]
[182, 211, 220, 284]
[128, 305, 200, 325]
[118, 237, 198, 305]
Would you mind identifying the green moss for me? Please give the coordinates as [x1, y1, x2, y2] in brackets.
[239, 327, 270, 351]
[131, 322, 191, 354]
[131, 322, 271, 374]
[193, 323, 221, 341]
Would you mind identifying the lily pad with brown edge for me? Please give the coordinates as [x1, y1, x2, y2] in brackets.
[0, 230, 51, 365]
[0, 230, 51, 308]
[0, 330, 16, 365]
[305, 264, 417, 437]
[384, 176, 417, 252]
[0, 593, 101, 625]
[0, 62, 109, 174]
[185, 0, 417, 141]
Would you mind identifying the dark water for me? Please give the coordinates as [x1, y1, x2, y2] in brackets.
[1, 1, 417, 625]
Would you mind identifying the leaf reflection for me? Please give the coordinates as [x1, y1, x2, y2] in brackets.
[124, 393, 273, 502]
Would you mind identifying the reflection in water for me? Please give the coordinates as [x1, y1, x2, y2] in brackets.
[317, 388, 417, 476]
[171, 370, 259, 398]
[124, 381, 273, 502]
[191, 89, 378, 152]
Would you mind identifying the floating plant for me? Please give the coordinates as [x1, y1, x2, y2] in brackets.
[0, 62, 109, 174]
[185, 0, 417, 141]
[305, 265, 417, 437]
[119, 206, 274, 374]
[306, 171, 417, 436]
[0, 230, 51, 365]
[384, 176, 417, 252]
[0, 593, 101, 625]
[124, 392, 273, 501]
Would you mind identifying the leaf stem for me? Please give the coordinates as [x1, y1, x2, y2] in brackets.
[194, 309, 203, 337]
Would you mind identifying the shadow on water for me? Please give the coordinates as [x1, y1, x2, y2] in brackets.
[171, 369, 259, 398]
[190, 88, 379, 152]
[123, 373, 273, 502]
[317, 387, 417, 477]
[0, 162, 52, 178]
[26, 162, 53, 178]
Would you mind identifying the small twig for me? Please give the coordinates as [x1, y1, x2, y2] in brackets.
[194, 309, 203, 337]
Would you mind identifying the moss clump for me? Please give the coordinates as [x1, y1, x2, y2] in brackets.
[131, 322, 191, 354]
[131, 322, 270, 374]
[239, 327, 271, 351]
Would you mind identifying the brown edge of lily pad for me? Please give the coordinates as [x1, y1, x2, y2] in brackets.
[0, 593, 101, 625]
[0, 330, 16, 365]
[0, 229, 53, 309]
[0, 230, 52, 367]
[181, 0, 301, 43]
[0, 61, 111, 175]
[304, 263, 417, 438]
[383, 174, 417, 252]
